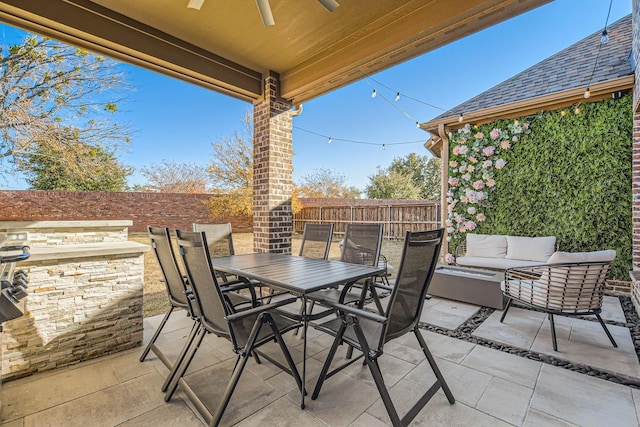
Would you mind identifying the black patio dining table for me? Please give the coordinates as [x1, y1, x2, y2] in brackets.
[211, 252, 385, 409]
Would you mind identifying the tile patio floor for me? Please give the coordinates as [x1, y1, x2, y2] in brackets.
[2, 296, 640, 426]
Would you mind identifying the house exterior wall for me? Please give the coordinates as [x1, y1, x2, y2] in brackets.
[252, 72, 293, 253]
[632, 0, 640, 312]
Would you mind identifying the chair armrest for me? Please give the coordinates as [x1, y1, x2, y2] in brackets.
[320, 299, 388, 324]
[225, 297, 298, 322]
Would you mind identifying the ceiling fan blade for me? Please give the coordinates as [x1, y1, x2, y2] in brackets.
[187, 0, 205, 10]
[256, 0, 275, 26]
[317, 0, 339, 12]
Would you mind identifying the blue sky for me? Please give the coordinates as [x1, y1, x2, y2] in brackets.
[0, 0, 632, 192]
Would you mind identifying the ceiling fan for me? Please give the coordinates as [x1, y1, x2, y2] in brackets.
[187, 0, 340, 26]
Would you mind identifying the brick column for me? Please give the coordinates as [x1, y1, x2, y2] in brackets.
[252, 72, 293, 253]
[631, 0, 640, 312]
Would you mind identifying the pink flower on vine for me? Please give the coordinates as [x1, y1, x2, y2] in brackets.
[455, 214, 464, 224]
[449, 160, 458, 167]
[482, 160, 492, 169]
[453, 145, 462, 155]
[490, 129, 500, 139]
[482, 146, 495, 156]
[495, 159, 506, 169]
[464, 220, 477, 231]
[458, 225, 467, 232]
[468, 156, 478, 164]
[476, 213, 486, 222]
[485, 178, 496, 187]
[444, 253, 455, 264]
[472, 180, 485, 190]
[501, 140, 511, 149]
[474, 132, 484, 139]
[448, 177, 460, 186]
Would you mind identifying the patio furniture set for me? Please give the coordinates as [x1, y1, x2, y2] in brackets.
[140, 223, 455, 427]
[430, 233, 618, 351]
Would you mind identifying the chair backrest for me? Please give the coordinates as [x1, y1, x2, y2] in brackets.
[340, 223, 383, 267]
[299, 223, 334, 259]
[383, 228, 444, 342]
[176, 230, 231, 339]
[148, 226, 190, 309]
[192, 223, 235, 257]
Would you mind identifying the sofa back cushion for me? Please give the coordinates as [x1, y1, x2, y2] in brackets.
[466, 234, 507, 258]
[505, 236, 556, 262]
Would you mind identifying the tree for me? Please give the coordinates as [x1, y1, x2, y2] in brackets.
[206, 111, 302, 218]
[297, 168, 361, 198]
[365, 153, 441, 200]
[22, 143, 131, 191]
[365, 169, 421, 199]
[1, 34, 131, 182]
[139, 160, 209, 193]
[388, 153, 441, 200]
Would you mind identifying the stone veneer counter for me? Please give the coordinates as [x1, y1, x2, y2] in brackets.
[0, 221, 149, 380]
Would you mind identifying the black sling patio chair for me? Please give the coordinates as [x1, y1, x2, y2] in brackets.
[141, 226, 260, 394]
[306, 223, 385, 317]
[165, 230, 304, 427]
[299, 223, 334, 259]
[140, 226, 197, 369]
[311, 229, 455, 427]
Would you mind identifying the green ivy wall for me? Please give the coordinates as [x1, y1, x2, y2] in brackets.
[459, 94, 632, 279]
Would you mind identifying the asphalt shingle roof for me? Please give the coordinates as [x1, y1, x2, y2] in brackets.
[434, 14, 632, 120]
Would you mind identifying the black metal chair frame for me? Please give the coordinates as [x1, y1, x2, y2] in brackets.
[500, 261, 617, 351]
[311, 229, 455, 427]
[139, 227, 197, 375]
[165, 230, 304, 427]
[298, 223, 334, 259]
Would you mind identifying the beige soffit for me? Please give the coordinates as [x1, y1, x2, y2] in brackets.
[0, 0, 550, 104]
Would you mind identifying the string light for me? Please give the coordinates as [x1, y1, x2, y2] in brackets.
[458, 114, 464, 123]
[382, 144, 386, 150]
[294, 126, 423, 147]
[583, 0, 612, 98]
[371, 89, 377, 98]
[328, 137, 332, 144]
[415, 121, 420, 128]
[395, 92, 401, 101]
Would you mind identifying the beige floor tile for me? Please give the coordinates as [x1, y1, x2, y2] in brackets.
[530, 364, 637, 426]
[473, 308, 544, 349]
[294, 371, 380, 426]
[600, 296, 627, 323]
[523, 408, 580, 427]
[419, 330, 475, 363]
[461, 345, 542, 388]
[406, 357, 491, 407]
[348, 412, 390, 427]
[476, 376, 533, 425]
[632, 388, 640, 425]
[340, 353, 415, 390]
[420, 299, 480, 330]
[23, 371, 166, 427]
[1, 360, 120, 423]
[234, 396, 326, 427]
[1, 418, 23, 427]
[109, 348, 158, 383]
[117, 396, 204, 426]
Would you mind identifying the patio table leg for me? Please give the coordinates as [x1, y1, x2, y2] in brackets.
[301, 294, 308, 409]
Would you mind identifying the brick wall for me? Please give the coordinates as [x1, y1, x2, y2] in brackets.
[0, 190, 252, 233]
[633, 1, 640, 313]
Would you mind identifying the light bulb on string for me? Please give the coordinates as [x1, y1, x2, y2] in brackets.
[395, 92, 400, 101]
[600, 29, 609, 44]
[584, 87, 591, 99]
[328, 137, 332, 144]
[371, 89, 377, 98]
[382, 144, 386, 150]
[415, 121, 420, 128]
[458, 114, 464, 123]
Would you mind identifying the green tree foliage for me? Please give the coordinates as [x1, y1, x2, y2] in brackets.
[389, 153, 441, 200]
[297, 168, 361, 198]
[0, 34, 131, 184]
[365, 169, 421, 199]
[139, 160, 209, 193]
[23, 143, 131, 191]
[459, 95, 632, 279]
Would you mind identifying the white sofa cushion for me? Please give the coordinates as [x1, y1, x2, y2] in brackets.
[546, 250, 616, 263]
[457, 256, 546, 270]
[505, 236, 556, 262]
[466, 234, 507, 258]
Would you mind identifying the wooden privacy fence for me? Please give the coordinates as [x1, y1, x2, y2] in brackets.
[294, 199, 441, 239]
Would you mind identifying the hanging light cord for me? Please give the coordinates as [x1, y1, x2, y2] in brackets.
[293, 126, 423, 146]
[585, 0, 613, 95]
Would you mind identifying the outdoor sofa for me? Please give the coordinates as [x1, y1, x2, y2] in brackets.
[455, 233, 557, 270]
